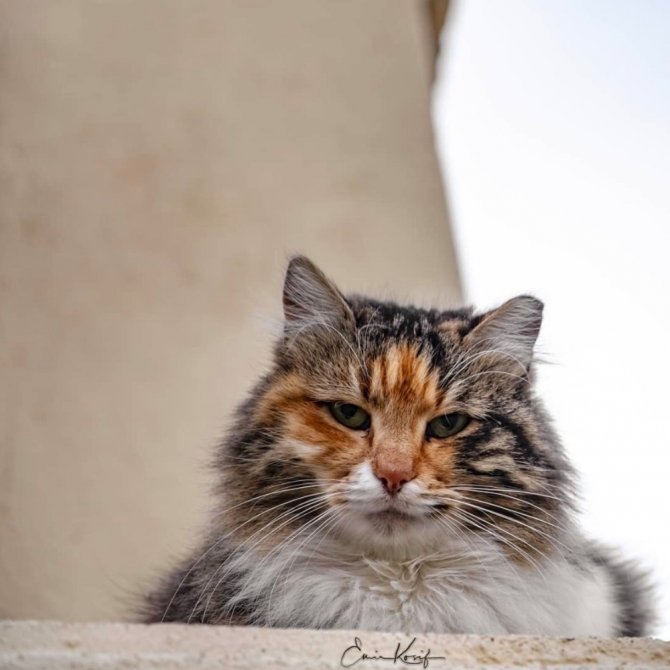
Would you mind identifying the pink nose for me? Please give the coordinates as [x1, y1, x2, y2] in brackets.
[373, 463, 414, 496]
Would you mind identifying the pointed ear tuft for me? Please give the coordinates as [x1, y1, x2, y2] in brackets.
[465, 295, 544, 371]
[282, 255, 354, 331]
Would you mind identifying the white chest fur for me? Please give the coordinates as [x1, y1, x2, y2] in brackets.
[226, 535, 618, 635]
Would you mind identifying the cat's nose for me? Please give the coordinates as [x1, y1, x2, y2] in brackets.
[373, 463, 415, 496]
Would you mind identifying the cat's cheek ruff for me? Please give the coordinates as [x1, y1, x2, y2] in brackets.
[284, 437, 323, 462]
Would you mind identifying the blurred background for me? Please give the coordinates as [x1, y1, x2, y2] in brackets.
[433, 0, 670, 637]
[0, 0, 667, 637]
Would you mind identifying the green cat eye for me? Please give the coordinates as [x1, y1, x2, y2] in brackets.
[426, 412, 470, 439]
[329, 402, 371, 430]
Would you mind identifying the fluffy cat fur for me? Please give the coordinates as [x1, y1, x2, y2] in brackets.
[143, 256, 655, 635]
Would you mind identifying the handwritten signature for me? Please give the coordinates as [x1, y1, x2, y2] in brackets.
[340, 636, 446, 668]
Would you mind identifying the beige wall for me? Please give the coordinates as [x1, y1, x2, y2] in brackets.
[0, 0, 461, 621]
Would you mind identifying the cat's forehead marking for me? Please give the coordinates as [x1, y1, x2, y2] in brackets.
[366, 343, 440, 410]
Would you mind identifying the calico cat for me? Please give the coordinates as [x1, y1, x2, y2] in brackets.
[144, 255, 654, 635]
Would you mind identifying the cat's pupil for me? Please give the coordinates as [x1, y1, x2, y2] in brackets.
[341, 404, 358, 418]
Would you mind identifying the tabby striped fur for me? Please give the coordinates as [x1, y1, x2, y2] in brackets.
[144, 256, 655, 635]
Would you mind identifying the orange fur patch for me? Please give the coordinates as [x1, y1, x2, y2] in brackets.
[255, 344, 462, 491]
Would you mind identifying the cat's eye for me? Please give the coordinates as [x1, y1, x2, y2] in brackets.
[328, 402, 371, 430]
[426, 412, 470, 439]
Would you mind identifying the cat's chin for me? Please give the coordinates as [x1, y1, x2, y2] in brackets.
[335, 505, 446, 557]
[365, 508, 413, 523]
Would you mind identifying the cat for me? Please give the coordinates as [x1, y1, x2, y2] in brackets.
[143, 255, 655, 635]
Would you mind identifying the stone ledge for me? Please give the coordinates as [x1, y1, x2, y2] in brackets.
[1, 621, 669, 669]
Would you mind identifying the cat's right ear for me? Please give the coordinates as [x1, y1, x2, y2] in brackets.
[463, 295, 543, 372]
[282, 255, 355, 332]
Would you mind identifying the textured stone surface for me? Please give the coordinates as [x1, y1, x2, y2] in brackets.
[1, 622, 669, 670]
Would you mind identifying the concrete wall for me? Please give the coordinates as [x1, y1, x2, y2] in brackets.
[0, 1, 461, 620]
[2, 622, 669, 669]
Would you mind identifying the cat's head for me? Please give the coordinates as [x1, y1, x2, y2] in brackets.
[222, 256, 572, 560]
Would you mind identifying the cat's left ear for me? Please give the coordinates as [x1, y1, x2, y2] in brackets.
[282, 255, 355, 332]
[464, 295, 543, 372]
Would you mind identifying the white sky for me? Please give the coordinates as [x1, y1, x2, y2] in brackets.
[433, 0, 670, 638]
